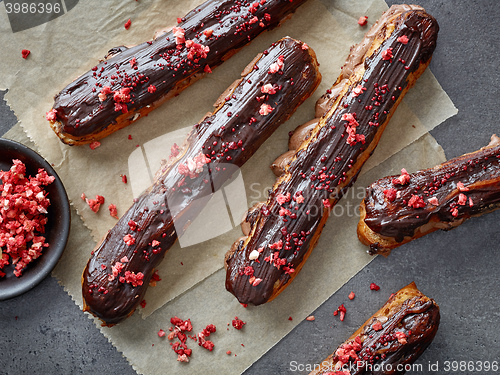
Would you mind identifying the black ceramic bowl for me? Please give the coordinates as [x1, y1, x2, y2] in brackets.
[0, 138, 70, 300]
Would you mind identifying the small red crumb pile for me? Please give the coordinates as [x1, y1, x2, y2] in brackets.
[163, 316, 217, 363]
[148, 269, 161, 287]
[231, 317, 246, 330]
[197, 324, 216, 351]
[0, 160, 54, 277]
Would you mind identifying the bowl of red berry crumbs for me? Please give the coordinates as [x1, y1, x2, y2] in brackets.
[0, 138, 70, 300]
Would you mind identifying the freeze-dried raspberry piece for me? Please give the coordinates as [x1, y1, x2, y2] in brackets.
[0, 159, 54, 277]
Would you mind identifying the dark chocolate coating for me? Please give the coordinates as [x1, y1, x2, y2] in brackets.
[363, 144, 500, 243]
[338, 296, 439, 375]
[51, 0, 307, 140]
[225, 10, 439, 305]
[81, 37, 321, 325]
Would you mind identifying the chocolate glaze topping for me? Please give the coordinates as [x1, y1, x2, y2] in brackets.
[311, 283, 440, 375]
[225, 9, 438, 305]
[364, 140, 500, 243]
[51, 0, 307, 141]
[81, 37, 321, 325]
[315, 4, 424, 118]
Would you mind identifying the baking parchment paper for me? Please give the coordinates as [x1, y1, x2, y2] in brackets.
[0, 0, 456, 373]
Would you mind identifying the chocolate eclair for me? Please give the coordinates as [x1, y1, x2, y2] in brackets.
[225, 5, 439, 305]
[309, 282, 440, 375]
[358, 134, 500, 256]
[47, 0, 308, 145]
[82, 37, 321, 325]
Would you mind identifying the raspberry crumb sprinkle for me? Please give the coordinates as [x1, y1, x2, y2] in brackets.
[397, 35, 409, 44]
[119, 270, 144, 287]
[268, 55, 284, 74]
[232, 317, 246, 330]
[21, 49, 31, 59]
[167, 316, 194, 362]
[89, 141, 101, 150]
[124, 19, 132, 30]
[407, 194, 425, 209]
[383, 188, 397, 202]
[334, 304, 347, 321]
[108, 204, 118, 219]
[392, 168, 410, 185]
[372, 321, 383, 331]
[259, 103, 274, 116]
[381, 48, 394, 61]
[370, 282, 380, 291]
[198, 324, 216, 351]
[123, 234, 136, 246]
[358, 16, 368, 26]
[163, 317, 219, 362]
[0, 160, 55, 277]
[457, 181, 469, 192]
[86, 195, 105, 213]
[428, 196, 439, 206]
[46, 109, 57, 122]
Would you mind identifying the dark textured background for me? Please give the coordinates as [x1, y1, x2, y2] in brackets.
[1, 1, 499, 374]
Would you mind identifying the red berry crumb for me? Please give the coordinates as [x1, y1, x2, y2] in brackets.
[21, 49, 31, 59]
[383, 188, 397, 202]
[232, 317, 246, 330]
[168, 316, 194, 362]
[337, 304, 346, 321]
[198, 324, 216, 351]
[124, 19, 132, 30]
[370, 282, 380, 291]
[408, 194, 426, 209]
[86, 195, 105, 213]
[397, 35, 409, 44]
[372, 321, 383, 331]
[108, 204, 118, 219]
[381, 48, 393, 61]
[348, 291, 355, 300]
[0, 160, 54, 277]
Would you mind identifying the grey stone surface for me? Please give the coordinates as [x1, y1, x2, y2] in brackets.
[1, 1, 499, 375]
